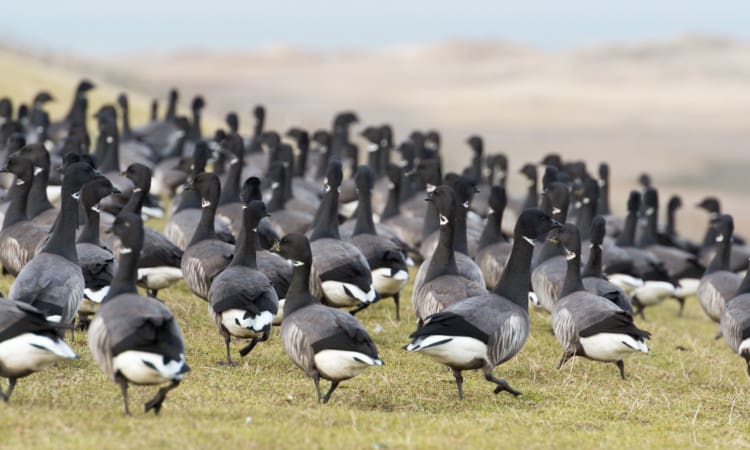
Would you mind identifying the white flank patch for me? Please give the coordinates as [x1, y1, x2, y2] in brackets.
[137, 267, 184, 290]
[46, 185, 62, 203]
[221, 309, 273, 337]
[112, 351, 188, 385]
[522, 236, 536, 246]
[313, 349, 382, 380]
[406, 335, 487, 368]
[321, 281, 376, 306]
[579, 332, 649, 362]
[675, 278, 700, 298]
[0, 333, 77, 375]
[84, 286, 110, 304]
[405, 257, 416, 267]
[528, 292, 540, 307]
[632, 281, 676, 305]
[201, 199, 211, 208]
[46, 315, 62, 323]
[372, 268, 408, 295]
[738, 338, 750, 357]
[607, 274, 644, 294]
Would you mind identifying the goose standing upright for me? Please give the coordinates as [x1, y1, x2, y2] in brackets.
[411, 186, 487, 324]
[697, 214, 742, 332]
[347, 166, 409, 319]
[308, 162, 376, 311]
[18, 143, 57, 227]
[475, 186, 512, 289]
[0, 299, 77, 402]
[276, 233, 383, 404]
[9, 162, 99, 325]
[582, 217, 633, 314]
[88, 212, 189, 415]
[208, 201, 278, 365]
[406, 209, 561, 399]
[552, 224, 651, 379]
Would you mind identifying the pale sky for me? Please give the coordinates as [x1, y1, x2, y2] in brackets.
[2, 0, 749, 53]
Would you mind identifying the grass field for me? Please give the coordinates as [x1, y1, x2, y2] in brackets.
[1, 47, 749, 450]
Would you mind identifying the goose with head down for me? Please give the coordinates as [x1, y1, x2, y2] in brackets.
[552, 223, 651, 379]
[406, 209, 561, 400]
[277, 233, 383, 404]
[88, 212, 189, 415]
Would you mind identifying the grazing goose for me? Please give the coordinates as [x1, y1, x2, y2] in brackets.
[164, 141, 235, 250]
[115, 164, 184, 298]
[475, 186, 512, 289]
[582, 217, 633, 314]
[406, 209, 561, 399]
[208, 201, 278, 365]
[76, 176, 120, 328]
[411, 186, 487, 324]
[552, 224, 651, 379]
[180, 173, 234, 301]
[720, 269, 750, 375]
[347, 166, 409, 319]
[697, 215, 742, 331]
[9, 162, 99, 325]
[0, 154, 50, 276]
[88, 212, 189, 416]
[276, 233, 383, 404]
[0, 299, 77, 402]
[308, 162, 376, 311]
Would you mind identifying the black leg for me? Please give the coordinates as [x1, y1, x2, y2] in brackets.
[349, 302, 371, 316]
[239, 330, 270, 357]
[674, 297, 685, 317]
[557, 351, 574, 370]
[632, 297, 646, 321]
[219, 335, 233, 366]
[117, 377, 130, 416]
[616, 360, 627, 380]
[0, 378, 17, 403]
[150, 289, 159, 299]
[745, 360, 750, 378]
[312, 372, 323, 403]
[393, 292, 401, 321]
[451, 368, 464, 400]
[715, 329, 723, 340]
[483, 367, 521, 397]
[321, 380, 340, 404]
[144, 379, 181, 415]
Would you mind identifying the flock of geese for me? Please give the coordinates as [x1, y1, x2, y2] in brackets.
[0, 80, 748, 414]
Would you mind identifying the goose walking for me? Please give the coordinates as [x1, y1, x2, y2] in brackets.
[88, 212, 190, 415]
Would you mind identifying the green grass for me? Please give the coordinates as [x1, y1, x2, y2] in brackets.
[0, 267, 748, 449]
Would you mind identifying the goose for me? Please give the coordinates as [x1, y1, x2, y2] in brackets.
[48, 79, 94, 145]
[611, 191, 678, 318]
[308, 161, 376, 311]
[150, 117, 192, 198]
[596, 163, 624, 237]
[76, 176, 120, 328]
[419, 175, 482, 258]
[18, 143, 57, 227]
[180, 172, 234, 301]
[582, 217, 633, 314]
[411, 185, 487, 324]
[215, 128, 248, 236]
[265, 161, 314, 236]
[475, 186, 512, 289]
[9, 162, 99, 325]
[405, 209, 561, 399]
[0, 154, 50, 276]
[347, 166, 409, 319]
[551, 224, 650, 379]
[208, 201, 278, 365]
[113, 164, 184, 298]
[116, 94, 158, 167]
[519, 163, 538, 211]
[88, 212, 189, 416]
[379, 164, 424, 251]
[696, 214, 742, 331]
[134, 88, 181, 157]
[164, 141, 235, 250]
[720, 268, 750, 376]
[0, 299, 77, 402]
[660, 195, 700, 255]
[276, 233, 383, 404]
[697, 197, 750, 272]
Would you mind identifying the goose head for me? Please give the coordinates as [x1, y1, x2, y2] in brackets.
[667, 195, 683, 213]
[110, 211, 144, 249]
[425, 130, 440, 151]
[122, 163, 152, 192]
[354, 165, 374, 194]
[488, 186, 507, 214]
[252, 105, 265, 122]
[466, 135, 483, 154]
[241, 176, 262, 204]
[276, 233, 312, 267]
[185, 172, 221, 207]
[191, 96, 205, 113]
[225, 112, 239, 133]
[62, 161, 101, 195]
[697, 196, 720, 215]
[547, 222, 580, 259]
[711, 214, 734, 243]
[33, 91, 54, 106]
[18, 143, 51, 172]
[426, 185, 457, 227]
[519, 163, 537, 183]
[116, 93, 129, 111]
[540, 153, 563, 169]
[589, 216, 607, 247]
[81, 175, 119, 210]
[1, 153, 34, 185]
[243, 200, 270, 230]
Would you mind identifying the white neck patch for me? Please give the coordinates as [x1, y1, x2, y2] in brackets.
[33, 166, 43, 176]
[552, 207, 561, 215]
[292, 260, 305, 267]
[565, 249, 577, 261]
[716, 234, 724, 243]
[120, 247, 133, 255]
[133, 187, 142, 193]
[72, 192, 81, 200]
[488, 207, 495, 215]
[522, 236, 536, 246]
[583, 197, 591, 205]
[462, 200, 470, 208]
[230, 157, 240, 165]
[15, 179, 24, 186]
[574, 201, 582, 208]
[91, 205, 100, 213]
[201, 199, 211, 208]
[337, 186, 342, 193]
[645, 207, 655, 216]
[367, 143, 379, 152]
[709, 212, 718, 219]
[439, 215, 449, 226]
[324, 184, 331, 192]
[426, 184, 436, 193]
[388, 182, 395, 190]
[252, 227, 258, 232]
[106, 136, 114, 144]
[272, 182, 280, 190]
